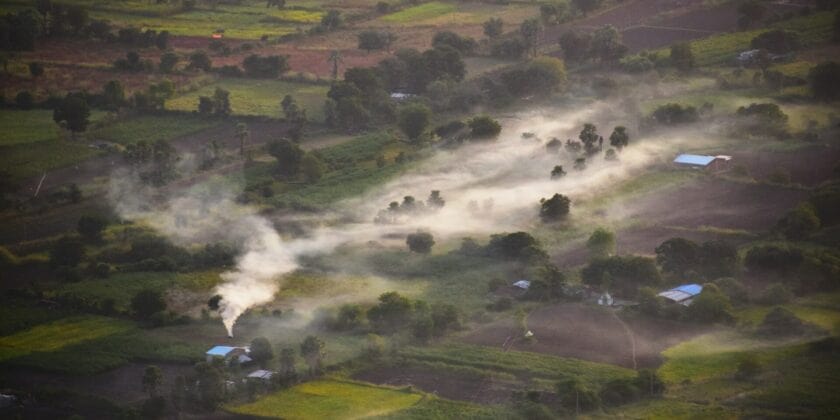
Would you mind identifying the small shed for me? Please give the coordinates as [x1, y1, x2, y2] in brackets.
[673, 154, 731, 172]
[597, 292, 614, 306]
[513, 280, 531, 290]
[247, 369, 275, 382]
[658, 284, 703, 306]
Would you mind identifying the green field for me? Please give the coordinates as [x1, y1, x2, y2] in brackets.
[229, 379, 423, 419]
[1, 0, 322, 39]
[381, 1, 457, 23]
[166, 79, 329, 121]
[88, 114, 222, 145]
[0, 315, 133, 362]
[55, 270, 223, 311]
[0, 110, 61, 146]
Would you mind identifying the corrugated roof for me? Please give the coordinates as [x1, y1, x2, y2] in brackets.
[513, 280, 531, 289]
[674, 154, 716, 166]
[206, 346, 236, 356]
[674, 284, 703, 296]
[658, 284, 703, 302]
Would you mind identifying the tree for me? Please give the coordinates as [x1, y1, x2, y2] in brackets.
[751, 29, 800, 54]
[651, 103, 699, 125]
[194, 362, 225, 410]
[540, 3, 567, 25]
[142, 365, 163, 398]
[234, 122, 249, 157]
[53, 93, 90, 138]
[77, 214, 106, 242]
[591, 25, 627, 63]
[432, 31, 477, 55]
[698, 240, 739, 279]
[131, 289, 167, 320]
[486, 231, 547, 261]
[609, 126, 628, 150]
[300, 335, 325, 374]
[776, 203, 820, 240]
[559, 30, 592, 62]
[155, 30, 170, 50]
[212, 87, 231, 116]
[655, 238, 699, 276]
[587, 227, 615, 258]
[427, 190, 445, 209]
[250, 337, 274, 367]
[578, 123, 600, 154]
[398, 103, 431, 141]
[407, 231, 435, 254]
[300, 153, 326, 183]
[809, 61, 840, 101]
[367, 291, 413, 334]
[279, 347, 296, 377]
[551, 165, 566, 179]
[159, 51, 179, 73]
[491, 37, 528, 59]
[50, 236, 84, 268]
[670, 43, 694, 71]
[520, 18, 541, 57]
[581, 255, 661, 296]
[320, 10, 342, 31]
[573, 0, 601, 16]
[737, 0, 766, 29]
[468, 115, 502, 139]
[687, 283, 734, 324]
[268, 139, 305, 177]
[540, 193, 571, 221]
[187, 50, 212, 72]
[327, 50, 343, 80]
[358, 30, 393, 53]
[242, 54, 288, 78]
[102, 80, 125, 110]
[483, 17, 503, 39]
[2, 10, 39, 51]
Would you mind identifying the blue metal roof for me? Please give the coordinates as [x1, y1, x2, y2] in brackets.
[673, 284, 703, 296]
[674, 154, 716, 166]
[206, 346, 236, 356]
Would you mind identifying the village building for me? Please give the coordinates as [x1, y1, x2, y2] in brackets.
[205, 345, 252, 364]
[658, 284, 703, 306]
[512, 280, 531, 290]
[246, 369, 275, 382]
[673, 154, 732, 171]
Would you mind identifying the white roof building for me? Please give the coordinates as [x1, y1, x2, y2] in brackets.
[513, 280, 531, 290]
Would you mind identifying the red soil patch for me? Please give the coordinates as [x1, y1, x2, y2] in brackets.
[353, 365, 511, 404]
[463, 303, 707, 368]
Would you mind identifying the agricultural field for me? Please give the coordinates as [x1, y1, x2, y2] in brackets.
[229, 379, 424, 419]
[166, 78, 329, 121]
[2, 0, 840, 418]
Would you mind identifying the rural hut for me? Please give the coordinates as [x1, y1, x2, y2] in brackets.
[205, 345, 252, 364]
[657, 284, 703, 306]
[247, 369, 275, 383]
[673, 154, 731, 172]
[512, 280, 531, 290]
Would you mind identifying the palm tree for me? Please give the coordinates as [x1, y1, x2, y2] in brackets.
[235, 122, 249, 157]
[327, 50, 343, 80]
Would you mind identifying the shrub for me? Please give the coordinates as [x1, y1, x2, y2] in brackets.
[468, 115, 502, 139]
[757, 283, 794, 304]
[686, 283, 734, 324]
[744, 245, 804, 273]
[406, 231, 435, 254]
[750, 29, 800, 53]
[756, 307, 806, 336]
[776, 203, 820, 239]
[651, 103, 698, 125]
[714, 277, 748, 303]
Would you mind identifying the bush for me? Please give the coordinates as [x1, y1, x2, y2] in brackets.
[50, 236, 85, 268]
[756, 307, 806, 336]
[757, 283, 794, 305]
[776, 203, 820, 239]
[242, 55, 288, 78]
[744, 245, 804, 273]
[686, 283, 734, 324]
[750, 29, 800, 53]
[714, 277, 748, 303]
[468, 115, 502, 139]
[651, 103, 698, 125]
[406, 231, 435, 254]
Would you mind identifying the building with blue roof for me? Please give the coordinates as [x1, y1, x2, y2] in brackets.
[658, 283, 703, 306]
[673, 154, 731, 171]
[206, 345, 251, 363]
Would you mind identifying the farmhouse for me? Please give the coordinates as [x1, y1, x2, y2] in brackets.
[512, 280, 531, 290]
[206, 345, 252, 364]
[658, 284, 703, 306]
[673, 154, 732, 171]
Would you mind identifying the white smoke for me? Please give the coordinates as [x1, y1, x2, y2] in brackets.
[109, 96, 723, 336]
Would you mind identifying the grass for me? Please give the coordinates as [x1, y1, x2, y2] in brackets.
[381, 1, 457, 23]
[735, 300, 840, 334]
[229, 379, 423, 419]
[0, 315, 133, 362]
[374, 397, 514, 419]
[399, 343, 634, 389]
[0, 298, 73, 336]
[54, 270, 224, 311]
[0, 110, 61, 146]
[88, 114, 223, 145]
[166, 79, 329, 121]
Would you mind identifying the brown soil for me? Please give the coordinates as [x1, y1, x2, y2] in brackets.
[730, 146, 840, 187]
[462, 303, 708, 369]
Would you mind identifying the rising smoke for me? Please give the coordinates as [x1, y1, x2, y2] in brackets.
[109, 96, 723, 336]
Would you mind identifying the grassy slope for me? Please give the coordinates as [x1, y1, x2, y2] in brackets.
[229, 379, 423, 419]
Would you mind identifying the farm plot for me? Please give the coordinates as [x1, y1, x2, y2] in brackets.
[166, 79, 329, 121]
[462, 304, 708, 368]
[87, 114, 223, 146]
[0, 110, 62, 146]
[354, 364, 514, 404]
[0, 315, 133, 362]
[616, 178, 809, 233]
[728, 147, 840, 187]
[229, 379, 423, 419]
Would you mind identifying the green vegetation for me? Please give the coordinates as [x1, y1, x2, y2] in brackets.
[89, 114, 222, 145]
[377, 397, 513, 419]
[167, 79, 329, 121]
[381, 2, 457, 23]
[0, 110, 61, 146]
[0, 315, 132, 362]
[230, 379, 423, 419]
